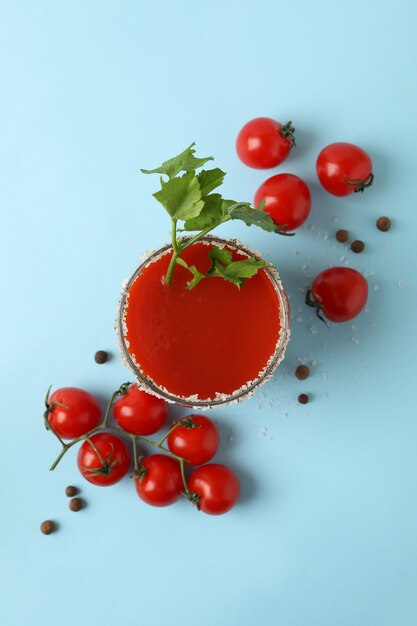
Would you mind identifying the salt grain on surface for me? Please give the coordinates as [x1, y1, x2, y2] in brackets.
[256, 427, 273, 441]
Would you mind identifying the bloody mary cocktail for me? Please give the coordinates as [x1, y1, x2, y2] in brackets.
[117, 237, 290, 408]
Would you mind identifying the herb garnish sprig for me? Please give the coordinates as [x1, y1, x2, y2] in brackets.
[141, 143, 292, 288]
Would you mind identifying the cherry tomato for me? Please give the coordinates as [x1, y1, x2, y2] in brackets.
[188, 464, 240, 515]
[77, 433, 130, 486]
[254, 173, 311, 231]
[316, 142, 373, 196]
[307, 267, 368, 323]
[113, 384, 168, 435]
[46, 387, 101, 440]
[167, 415, 219, 466]
[135, 454, 183, 507]
[236, 117, 295, 169]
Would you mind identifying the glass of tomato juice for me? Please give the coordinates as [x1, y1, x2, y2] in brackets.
[117, 236, 290, 408]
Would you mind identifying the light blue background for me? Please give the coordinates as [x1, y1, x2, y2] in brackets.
[1, 1, 416, 625]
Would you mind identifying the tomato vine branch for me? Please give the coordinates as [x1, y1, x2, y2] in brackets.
[45, 384, 193, 500]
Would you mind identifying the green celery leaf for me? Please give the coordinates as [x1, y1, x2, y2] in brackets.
[153, 172, 204, 220]
[183, 193, 224, 230]
[197, 168, 226, 196]
[208, 245, 233, 265]
[209, 252, 266, 288]
[218, 258, 266, 287]
[141, 143, 213, 179]
[228, 202, 278, 233]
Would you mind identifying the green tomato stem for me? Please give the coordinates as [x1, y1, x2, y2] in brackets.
[85, 436, 107, 467]
[156, 419, 186, 447]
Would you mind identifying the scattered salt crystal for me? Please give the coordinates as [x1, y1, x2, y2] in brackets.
[384, 243, 391, 250]
[365, 271, 376, 277]
[398, 281, 405, 289]
[323, 233, 329, 240]
[333, 217, 339, 223]
[257, 427, 273, 441]
[312, 360, 319, 366]
[309, 325, 318, 335]
[351, 336, 359, 344]
[373, 285, 379, 291]
[351, 325, 357, 331]
[296, 317, 303, 324]
[321, 371, 328, 379]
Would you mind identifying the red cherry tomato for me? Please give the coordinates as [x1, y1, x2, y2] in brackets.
[46, 387, 101, 440]
[254, 173, 311, 231]
[113, 384, 168, 435]
[167, 415, 219, 466]
[188, 464, 240, 515]
[307, 267, 368, 323]
[77, 433, 130, 486]
[135, 455, 183, 507]
[316, 142, 373, 197]
[236, 117, 295, 169]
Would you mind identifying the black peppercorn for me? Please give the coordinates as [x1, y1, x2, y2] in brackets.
[336, 229, 349, 243]
[376, 216, 391, 232]
[351, 240, 365, 253]
[295, 365, 310, 380]
[40, 520, 56, 535]
[298, 393, 309, 405]
[94, 350, 108, 364]
[69, 498, 83, 512]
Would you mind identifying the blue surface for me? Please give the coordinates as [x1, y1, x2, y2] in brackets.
[1, 1, 417, 625]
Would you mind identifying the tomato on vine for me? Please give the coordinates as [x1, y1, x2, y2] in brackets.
[167, 415, 219, 466]
[135, 455, 183, 507]
[236, 117, 296, 169]
[188, 464, 240, 515]
[306, 267, 368, 323]
[316, 142, 373, 196]
[254, 173, 311, 231]
[113, 384, 168, 435]
[77, 433, 130, 486]
[45, 387, 101, 440]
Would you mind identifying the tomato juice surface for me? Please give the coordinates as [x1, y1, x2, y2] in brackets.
[122, 241, 283, 402]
